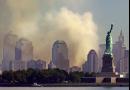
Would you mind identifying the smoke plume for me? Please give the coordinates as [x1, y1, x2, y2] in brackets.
[5, 0, 99, 67]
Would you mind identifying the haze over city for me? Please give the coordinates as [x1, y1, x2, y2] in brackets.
[0, 0, 129, 67]
[0, 0, 129, 88]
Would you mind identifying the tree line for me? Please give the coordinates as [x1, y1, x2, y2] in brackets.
[0, 68, 96, 84]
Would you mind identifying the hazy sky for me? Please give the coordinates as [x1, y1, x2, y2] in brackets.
[0, 0, 129, 65]
[83, 0, 129, 48]
[0, 0, 129, 47]
[55, 0, 129, 48]
[40, 0, 129, 48]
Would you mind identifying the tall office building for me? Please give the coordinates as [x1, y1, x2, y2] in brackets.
[124, 50, 129, 73]
[13, 38, 33, 71]
[52, 40, 69, 71]
[82, 50, 98, 73]
[0, 64, 1, 70]
[2, 33, 18, 71]
[15, 38, 33, 61]
[98, 44, 106, 72]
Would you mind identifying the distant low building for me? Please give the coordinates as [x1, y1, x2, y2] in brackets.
[69, 66, 81, 72]
[27, 59, 36, 69]
[27, 59, 46, 70]
[48, 61, 56, 69]
[12, 60, 26, 71]
[35, 59, 46, 70]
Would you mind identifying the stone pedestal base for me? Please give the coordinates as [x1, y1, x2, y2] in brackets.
[101, 54, 115, 73]
[96, 72, 119, 77]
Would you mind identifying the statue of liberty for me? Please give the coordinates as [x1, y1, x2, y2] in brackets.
[101, 24, 115, 73]
[104, 24, 113, 55]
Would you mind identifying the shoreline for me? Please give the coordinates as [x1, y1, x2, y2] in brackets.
[0, 83, 129, 87]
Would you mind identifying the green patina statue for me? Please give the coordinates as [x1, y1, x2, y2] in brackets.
[104, 24, 113, 55]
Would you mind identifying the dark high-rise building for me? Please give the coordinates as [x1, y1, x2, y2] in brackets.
[52, 40, 69, 71]
[82, 50, 99, 73]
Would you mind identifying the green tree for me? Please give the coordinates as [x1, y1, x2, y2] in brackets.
[13, 70, 27, 84]
[2, 70, 14, 83]
[26, 69, 38, 84]
[68, 71, 84, 83]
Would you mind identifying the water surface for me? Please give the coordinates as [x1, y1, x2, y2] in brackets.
[0, 87, 129, 90]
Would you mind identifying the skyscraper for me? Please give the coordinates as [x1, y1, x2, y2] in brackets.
[124, 50, 129, 73]
[82, 50, 98, 73]
[98, 44, 106, 72]
[0, 64, 1, 70]
[52, 40, 69, 71]
[2, 33, 18, 71]
[12, 38, 33, 71]
[15, 38, 33, 61]
[113, 30, 126, 73]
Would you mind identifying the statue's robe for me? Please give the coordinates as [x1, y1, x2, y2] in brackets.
[105, 33, 112, 55]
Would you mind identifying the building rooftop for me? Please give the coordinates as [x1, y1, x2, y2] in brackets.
[54, 40, 66, 44]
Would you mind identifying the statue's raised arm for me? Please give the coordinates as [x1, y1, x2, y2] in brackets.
[109, 24, 113, 33]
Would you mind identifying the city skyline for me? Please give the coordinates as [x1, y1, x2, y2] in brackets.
[0, 30, 129, 87]
[0, 30, 129, 74]
[0, 29, 128, 65]
[0, 0, 129, 87]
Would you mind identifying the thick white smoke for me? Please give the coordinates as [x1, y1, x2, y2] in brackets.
[6, 0, 99, 67]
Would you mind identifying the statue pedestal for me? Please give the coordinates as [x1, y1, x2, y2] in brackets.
[101, 54, 115, 73]
[96, 54, 118, 78]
